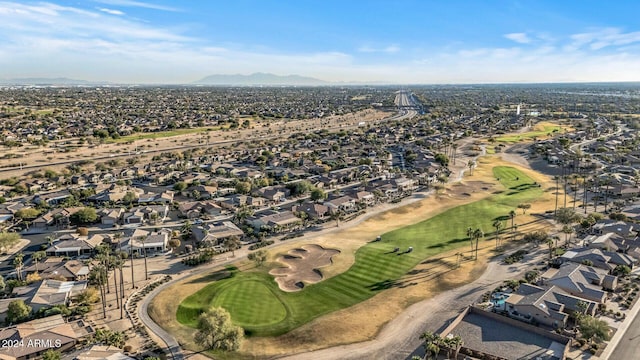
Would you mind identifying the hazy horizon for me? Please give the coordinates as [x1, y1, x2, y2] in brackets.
[2, 0, 640, 84]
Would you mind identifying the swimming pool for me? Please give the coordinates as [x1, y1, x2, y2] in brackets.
[491, 292, 511, 306]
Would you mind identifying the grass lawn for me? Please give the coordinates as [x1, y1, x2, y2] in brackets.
[177, 166, 544, 337]
[494, 122, 568, 143]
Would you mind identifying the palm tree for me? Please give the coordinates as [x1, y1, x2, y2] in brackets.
[492, 220, 504, 249]
[419, 332, 442, 360]
[546, 237, 554, 260]
[473, 228, 484, 260]
[443, 335, 463, 359]
[223, 236, 241, 257]
[129, 241, 136, 290]
[32, 251, 46, 274]
[467, 160, 475, 175]
[90, 264, 107, 319]
[554, 175, 560, 216]
[556, 207, 580, 245]
[138, 236, 149, 281]
[579, 315, 611, 344]
[96, 245, 112, 293]
[13, 253, 24, 281]
[509, 210, 517, 241]
[466, 227, 474, 252]
[562, 225, 574, 246]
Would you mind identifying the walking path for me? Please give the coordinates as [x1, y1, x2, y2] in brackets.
[279, 245, 550, 360]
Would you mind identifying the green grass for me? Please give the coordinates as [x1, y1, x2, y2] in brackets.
[177, 166, 544, 337]
[106, 127, 221, 143]
[495, 124, 565, 143]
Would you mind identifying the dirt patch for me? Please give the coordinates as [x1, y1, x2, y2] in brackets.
[270, 245, 340, 292]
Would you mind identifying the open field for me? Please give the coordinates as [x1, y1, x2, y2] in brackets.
[494, 121, 571, 143]
[106, 126, 224, 143]
[0, 109, 389, 178]
[175, 167, 543, 336]
[150, 155, 560, 357]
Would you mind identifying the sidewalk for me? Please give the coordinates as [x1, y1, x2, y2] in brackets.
[597, 283, 640, 360]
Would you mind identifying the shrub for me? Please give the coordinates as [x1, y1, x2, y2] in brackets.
[249, 240, 274, 250]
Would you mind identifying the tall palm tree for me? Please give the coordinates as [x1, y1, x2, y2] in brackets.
[492, 220, 504, 249]
[13, 253, 24, 281]
[137, 236, 149, 281]
[509, 210, 517, 241]
[554, 175, 560, 216]
[546, 237, 555, 260]
[32, 251, 46, 274]
[90, 264, 107, 319]
[96, 245, 112, 293]
[129, 241, 136, 290]
[466, 227, 474, 252]
[467, 160, 475, 175]
[473, 228, 484, 260]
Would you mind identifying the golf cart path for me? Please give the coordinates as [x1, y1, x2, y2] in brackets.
[278, 245, 549, 360]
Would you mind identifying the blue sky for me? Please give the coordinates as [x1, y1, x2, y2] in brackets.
[2, 0, 640, 83]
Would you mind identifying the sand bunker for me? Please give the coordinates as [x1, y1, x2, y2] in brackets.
[270, 244, 340, 292]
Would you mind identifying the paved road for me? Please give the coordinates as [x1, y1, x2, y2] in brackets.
[608, 313, 640, 360]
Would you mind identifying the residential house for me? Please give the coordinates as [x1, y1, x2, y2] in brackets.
[98, 208, 124, 226]
[292, 202, 329, 220]
[541, 263, 617, 304]
[560, 247, 635, 271]
[122, 229, 169, 255]
[392, 177, 417, 193]
[0, 314, 93, 360]
[29, 279, 88, 311]
[324, 195, 357, 214]
[23, 257, 90, 281]
[45, 234, 104, 257]
[122, 205, 168, 225]
[192, 221, 244, 246]
[31, 207, 83, 230]
[75, 345, 136, 360]
[246, 211, 302, 232]
[256, 186, 290, 203]
[348, 190, 376, 207]
[178, 201, 223, 219]
[32, 190, 71, 206]
[504, 283, 597, 328]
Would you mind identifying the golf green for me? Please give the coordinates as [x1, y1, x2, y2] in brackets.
[177, 166, 544, 336]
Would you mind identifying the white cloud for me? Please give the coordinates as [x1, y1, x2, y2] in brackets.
[98, 7, 125, 15]
[2, 2, 640, 84]
[93, 0, 179, 12]
[357, 44, 400, 53]
[569, 27, 640, 51]
[504, 33, 531, 44]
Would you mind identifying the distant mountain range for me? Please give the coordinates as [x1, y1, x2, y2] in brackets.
[193, 72, 329, 86]
[0, 77, 111, 85]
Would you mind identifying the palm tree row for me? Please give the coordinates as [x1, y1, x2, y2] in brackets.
[417, 331, 464, 360]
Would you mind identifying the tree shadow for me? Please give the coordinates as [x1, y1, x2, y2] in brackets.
[368, 279, 401, 291]
[185, 269, 234, 284]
